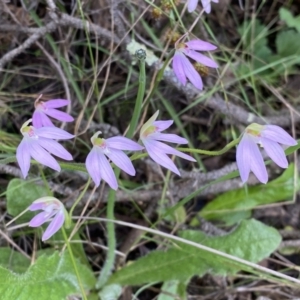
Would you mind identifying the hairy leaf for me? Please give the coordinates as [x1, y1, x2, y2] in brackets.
[108, 219, 281, 285]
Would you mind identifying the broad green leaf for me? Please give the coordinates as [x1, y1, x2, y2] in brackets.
[279, 8, 300, 33]
[198, 164, 298, 223]
[6, 179, 51, 223]
[108, 219, 281, 285]
[276, 30, 300, 57]
[0, 251, 96, 300]
[0, 248, 30, 273]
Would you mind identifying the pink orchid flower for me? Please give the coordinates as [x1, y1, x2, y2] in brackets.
[236, 123, 297, 184]
[86, 132, 144, 190]
[17, 119, 74, 178]
[188, 0, 219, 13]
[172, 39, 218, 90]
[32, 98, 74, 128]
[140, 111, 196, 175]
[29, 197, 67, 241]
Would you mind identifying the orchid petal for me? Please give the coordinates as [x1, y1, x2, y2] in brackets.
[16, 139, 31, 178]
[261, 125, 297, 146]
[179, 54, 203, 90]
[45, 108, 74, 122]
[44, 99, 70, 109]
[262, 138, 288, 168]
[29, 211, 55, 227]
[150, 140, 196, 162]
[86, 148, 102, 187]
[184, 50, 218, 68]
[42, 210, 65, 241]
[248, 137, 268, 184]
[29, 142, 61, 172]
[35, 127, 74, 140]
[106, 136, 143, 151]
[37, 138, 73, 161]
[172, 52, 187, 86]
[236, 135, 251, 183]
[106, 149, 136, 176]
[97, 151, 118, 190]
[201, 0, 212, 13]
[29, 202, 46, 211]
[152, 120, 173, 131]
[150, 133, 188, 144]
[144, 140, 181, 175]
[32, 111, 55, 128]
[185, 40, 217, 51]
[188, 0, 198, 12]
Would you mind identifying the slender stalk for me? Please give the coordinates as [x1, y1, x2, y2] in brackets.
[126, 50, 146, 138]
[97, 49, 147, 289]
[178, 138, 241, 156]
[62, 227, 87, 300]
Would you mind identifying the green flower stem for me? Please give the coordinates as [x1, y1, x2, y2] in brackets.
[97, 51, 147, 289]
[126, 51, 146, 138]
[178, 138, 240, 156]
[69, 177, 91, 219]
[62, 227, 87, 300]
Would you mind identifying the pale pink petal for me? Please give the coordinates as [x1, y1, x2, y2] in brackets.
[106, 149, 136, 176]
[29, 202, 46, 211]
[106, 137, 143, 151]
[86, 148, 102, 187]
[188, 0, 198, 12]
[262, 138, 288, 168]
[248, 137, 268, 184]
[180, 54, 203, 90]
[42, 210, 65, 241]
[44, 99, 70, 109]
[45, 108, 74, 122]
[37, 138, 73, 161]
[29, 142, 61, 172]
[150, 140, 196, 162]
[29, 211, 55, 227]
[184, 50, 218, 68]
[149, 133, 188, 144]
[144, 140, 180, 175]
[172, 52, 187, 86]
[35, 127, 74, 140]
[236, 135, 251, 183]
[16, 139, 31, 178]
[97, 151, 118, 190]
[32, 111, 54, 128]
[185, 40, 217, 51]
[152, 120, 173, 131]
[201, 0, 211, 13]
[261, 125, 297, 146]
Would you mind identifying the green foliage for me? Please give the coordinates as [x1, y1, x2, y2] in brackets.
[0, 248, 30, 273]
[108, 219, 281, 286]
[279, 7, 300, 33]
[197, 164, 298, 224]
[0, 251, 96, 300]
[157, 280, 187, 300]
[237, 16, 300, 82]
[6, 179, 51, 223]
[98, 284, 122, 300]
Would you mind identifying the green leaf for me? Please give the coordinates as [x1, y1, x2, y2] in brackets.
[0, 248, 30, 273]
[0, 251, 96, 300]
[108, 219, 281, 285]
[279, 8, 300, 33]
[98, 284, 122, 300]
[6, 179, 51, 223]
[276, 30, 300, 57]
[198, 164, 298, 223]
[157, 281, 180, 300]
